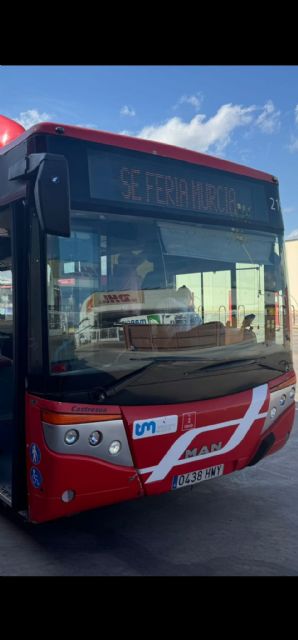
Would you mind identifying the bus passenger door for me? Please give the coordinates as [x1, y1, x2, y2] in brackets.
[0, 209, 14, 504]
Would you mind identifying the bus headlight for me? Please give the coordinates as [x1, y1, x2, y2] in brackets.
[64, 429, 79, 445]
[289, 387, 296, 399]
[270, 407, 277, 419]
[279, 394, 287, 406]
[89, 430, 102, 446]
[109, 440, 121, 455]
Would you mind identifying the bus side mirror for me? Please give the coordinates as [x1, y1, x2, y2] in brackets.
[34, 155, 71, 237]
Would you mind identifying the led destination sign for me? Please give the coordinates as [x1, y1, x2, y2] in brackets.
[88, 148, 277, 223]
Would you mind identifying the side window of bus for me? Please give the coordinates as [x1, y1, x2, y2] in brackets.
[0, 210, 13, 362]
[0, 209, 13, 441]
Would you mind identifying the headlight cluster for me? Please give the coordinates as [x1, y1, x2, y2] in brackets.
[269, 387, 295, 419]
[64, 428, 121, 455]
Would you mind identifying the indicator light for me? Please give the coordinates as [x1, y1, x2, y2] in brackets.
[109, 440, 121, 455]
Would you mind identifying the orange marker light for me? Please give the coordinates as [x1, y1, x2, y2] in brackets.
[42, 410, 121, 425]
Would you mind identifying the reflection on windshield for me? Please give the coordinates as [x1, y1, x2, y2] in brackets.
[46, 212, 289, 377]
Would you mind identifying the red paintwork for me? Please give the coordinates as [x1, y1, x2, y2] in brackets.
[0, 115, 25, 148]
[121, 386, 269, 496]
[25, 371, 296, 523]
[0, 117, 275, 183]
[26, 395, 143, 523]
[34, 396, 121, 417]
[268, 370, 296, 392]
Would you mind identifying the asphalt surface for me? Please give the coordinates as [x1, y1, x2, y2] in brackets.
[0, 403, 297, 576]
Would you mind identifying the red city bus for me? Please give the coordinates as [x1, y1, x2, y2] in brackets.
[0, 114, 296, 523]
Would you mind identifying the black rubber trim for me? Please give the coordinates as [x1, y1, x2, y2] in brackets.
[248, 432, 276, 466]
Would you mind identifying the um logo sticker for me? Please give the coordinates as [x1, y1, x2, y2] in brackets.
[135, 420, 156, 437]
[133, 415, 178, 439]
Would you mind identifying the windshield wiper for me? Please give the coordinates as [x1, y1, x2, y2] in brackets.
[185, 358, 290, 375]
[129, 355, 221, 363]
[130, 355, 291, 374]
[194, 358, 258, 372]
[94, 356, 291, 400]
[95, 360, 158, 399]
[95, 355, 215, 399]
[254, 361, 291, 373]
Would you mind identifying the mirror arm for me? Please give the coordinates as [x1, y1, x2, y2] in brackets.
[8, 153, 48, 181]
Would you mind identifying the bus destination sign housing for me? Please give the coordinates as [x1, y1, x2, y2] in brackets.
[87, 147, 279, 226]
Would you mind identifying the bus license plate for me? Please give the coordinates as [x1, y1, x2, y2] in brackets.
[172, 464, 224, 489]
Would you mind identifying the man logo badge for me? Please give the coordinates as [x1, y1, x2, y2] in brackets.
[184, 442, 222, 458]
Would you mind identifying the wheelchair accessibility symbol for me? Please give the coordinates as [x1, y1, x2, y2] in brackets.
[30, 467, 43, 489]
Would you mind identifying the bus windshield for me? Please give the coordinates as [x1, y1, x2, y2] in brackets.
[46, 210, 291, 399]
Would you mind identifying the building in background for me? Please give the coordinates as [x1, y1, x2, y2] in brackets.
[285, 239, 298, 328]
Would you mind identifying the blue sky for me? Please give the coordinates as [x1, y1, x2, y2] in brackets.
[1, 65, 298, 238]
